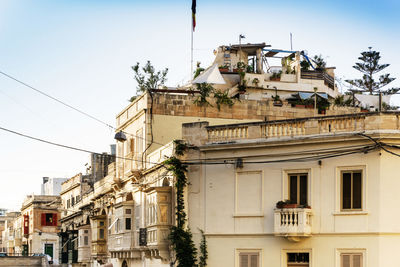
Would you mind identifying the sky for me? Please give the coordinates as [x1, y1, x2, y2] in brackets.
[0, 0, 399, 211]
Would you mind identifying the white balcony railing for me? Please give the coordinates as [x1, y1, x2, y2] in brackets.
[274, 208, 312, 241]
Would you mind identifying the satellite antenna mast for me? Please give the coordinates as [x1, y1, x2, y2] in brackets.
[290, 33, 293, 50]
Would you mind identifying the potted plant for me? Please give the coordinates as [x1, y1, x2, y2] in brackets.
[252, 77, 260, 87]
[270, 71, 282, 81]
[272, 95, 283, 107]
[219, 64, 230, 72]
[276, 200, 298, 209]
[233, 61, 246, 73]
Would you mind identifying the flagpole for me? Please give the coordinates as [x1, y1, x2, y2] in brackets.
[191, 17, 193, 81]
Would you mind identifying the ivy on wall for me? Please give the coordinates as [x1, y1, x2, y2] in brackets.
[165, 140, 197, 267]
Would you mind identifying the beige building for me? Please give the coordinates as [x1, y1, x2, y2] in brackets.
[0, 211, 21, 254]
[181, 112, 400, 267]
[21, 195, 61, 263]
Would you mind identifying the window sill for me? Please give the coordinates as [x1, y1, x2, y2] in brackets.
[233, 213, 264, 218]
[332, 211, 369, 216]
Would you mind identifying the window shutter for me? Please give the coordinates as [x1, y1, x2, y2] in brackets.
[341, 254, 350, 267]
[352, 254, 361, 267]
[130, 138, 135, 153]
[250, 254, 259, 267]
[239, 254, 248, 267]
[41, 213, 46, 226]
[52, 213, 57, 226]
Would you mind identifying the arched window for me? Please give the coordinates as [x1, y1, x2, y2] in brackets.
[122, 260, 128, 267]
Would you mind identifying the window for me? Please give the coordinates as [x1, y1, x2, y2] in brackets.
[239, 252, 259, 267]
[41, 213, 57, 226]
[99, 229, 104, 239]
[67, 199, 70, 209]
[71, 196, 75, 206]
[341, 253, 362, 267]
[84, 236, 88, 246]
[341, 170, 362, 210]
[126, 209, 131, 215]
[288, 253, 309, 267]
[126, 218, 131, 230]
[289, 173, 308, 205]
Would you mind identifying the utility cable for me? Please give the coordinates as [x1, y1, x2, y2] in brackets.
[0, 125, 160, 165]
[0, 70, 165, 147]
[0, 124, 380, 167]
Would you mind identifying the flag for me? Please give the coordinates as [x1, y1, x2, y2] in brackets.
[192, 0, 196, 31]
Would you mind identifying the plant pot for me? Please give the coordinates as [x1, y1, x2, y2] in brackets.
[305, 104, 314, 109]
[273, 101, 283, 107]
[295, 104, 305, 108]
[283, 204, 298, 208]
[270, 78, 281, 81]
[219, 68, 229, 72]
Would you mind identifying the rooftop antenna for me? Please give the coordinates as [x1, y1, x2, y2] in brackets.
[290, 33, 293, 50]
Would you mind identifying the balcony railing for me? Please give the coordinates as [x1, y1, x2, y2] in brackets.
[205, 113, 400, 143]
[274, 208, 312, 241]
[301, 70, 335, 89]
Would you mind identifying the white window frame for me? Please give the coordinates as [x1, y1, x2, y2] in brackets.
[334, 166, 367, 215]
[234, 171, 264, 217]
[335, 248, 366, 267]
[282, 169, 312, 206]
[235, 248, 262, 267]
[281, 248, 312, 267]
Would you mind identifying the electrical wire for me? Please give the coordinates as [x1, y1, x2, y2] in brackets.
[0, 124, 381, 167]
[0, 70, 166, 147]
[0, 125, 160, 165]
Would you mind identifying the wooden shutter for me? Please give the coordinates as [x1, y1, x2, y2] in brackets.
[341, 253, 362, 267]
[52, 213, 57, 226]
[341, 254, 350, 267]
[23, 215, 29, 234]
[239, 254, 248, 267]
[353, 254, 361, 267]
[130, 138, 135, 153]
[239, 253, 259, 267]
[41, 213, 46, 226]
[250, 254, 259, 267]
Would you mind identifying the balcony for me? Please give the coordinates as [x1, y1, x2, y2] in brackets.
[274, 208, 312, 242]
[206, 112, 400, 143]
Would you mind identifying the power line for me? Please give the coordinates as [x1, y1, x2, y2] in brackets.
[0, 70, 165, 147]
[0, 125, 160, 165]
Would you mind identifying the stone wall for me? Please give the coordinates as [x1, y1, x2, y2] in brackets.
[152, 92, 360, 121]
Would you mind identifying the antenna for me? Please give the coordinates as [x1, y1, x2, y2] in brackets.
[290, 33, 293, 50]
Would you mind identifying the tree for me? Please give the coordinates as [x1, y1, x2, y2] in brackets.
[130, 61, 168, 101]
[345, 47, 398, 95]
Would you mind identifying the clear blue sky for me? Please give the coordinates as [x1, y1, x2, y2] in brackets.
[0, 0, 399, 210]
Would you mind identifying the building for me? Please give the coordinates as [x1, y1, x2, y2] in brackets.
[59, 152, 115, 267]
[56, 42, 366, 267]
[21, 195, 61, 264]
[0, 211, 21, 254]
[41, 177, 68, 196]
[181, 112, 400, 267]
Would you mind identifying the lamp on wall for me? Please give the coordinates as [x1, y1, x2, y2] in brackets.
[114, 131, 127, 142]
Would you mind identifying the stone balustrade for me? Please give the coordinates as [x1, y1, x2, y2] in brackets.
[204, 113, 400, 143]
[274, 208, 312, 240]
[208, 126, 248, 142]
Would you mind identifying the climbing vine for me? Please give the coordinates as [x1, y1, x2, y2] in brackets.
[198, 228, 208, 267]
[165, 141, 197, 267]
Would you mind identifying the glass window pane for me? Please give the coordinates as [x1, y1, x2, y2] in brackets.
[289, 175, 298, 204]
[342, 172, 352, 209]
[300, 175, 308, 205]
[353, 172, 362, 209]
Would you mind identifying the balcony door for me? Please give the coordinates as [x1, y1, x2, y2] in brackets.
[289, 174, 308, 205]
